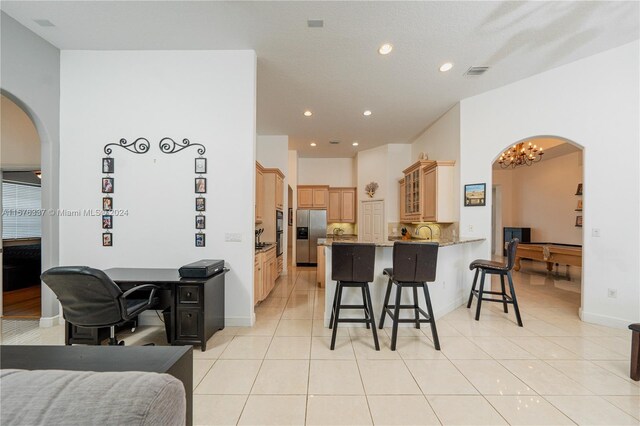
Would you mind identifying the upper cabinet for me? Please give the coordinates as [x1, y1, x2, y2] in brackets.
[256, 162, 264, 223]
[328, 187, 356, 223]
[399, 160, 456, 223]
[298, 185, 329, 209]
[275, 174, 284, 210]
[263, 167, 285, 212]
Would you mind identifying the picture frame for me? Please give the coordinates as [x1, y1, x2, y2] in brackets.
[195, 215, 206, 230]
[195, 158, 207, 174]
[102, 157, 114, 174]
[464, 183, 486, 207]
[575, 183, 583, 195]
[102, 232, 112, 247]
[196, 197, 206, 212]
[195, 233, 206, 247]
[575, 215, 583, 227]
[576, 199, 583, 210]
[102, 177, 114, 193]
[103, 197, 113, 211]
[195, 177, 207, 193]
[288, 207, 293, 226]
[102, 215, 113, 229]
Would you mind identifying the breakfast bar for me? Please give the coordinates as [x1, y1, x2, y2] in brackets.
[318, 237, 485, 327]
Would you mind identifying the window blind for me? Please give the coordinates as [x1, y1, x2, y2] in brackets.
[2, 181, 42, 239]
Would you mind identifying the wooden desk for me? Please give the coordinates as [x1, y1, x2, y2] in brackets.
[1, 345, 193, 425]
[514, 243, 582, 272]
[66, 268, 228, 351]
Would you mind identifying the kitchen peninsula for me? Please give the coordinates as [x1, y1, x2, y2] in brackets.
[318, 237, 485, 327]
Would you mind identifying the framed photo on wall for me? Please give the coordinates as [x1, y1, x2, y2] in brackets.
[195, 158, 207, 174]
[575, 183, 583, 195]
[102, 215, 113, 229]
[102, 157, 114, 174]
[195, 233, 206, 247]
[102, 232, 112, 247]
[464, 183, 486, 207]
[195, 178, 207, 193]
[102, 177, 114, 193]
[195, 215, 206, 230]
[575, 216, 583, 227]
[103, 197, 113, 211]
[196, 197, 206, 212]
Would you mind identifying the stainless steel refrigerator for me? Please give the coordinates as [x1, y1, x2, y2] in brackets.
[296, 209, 327, 265]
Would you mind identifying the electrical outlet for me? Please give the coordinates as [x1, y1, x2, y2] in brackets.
[468, 224, 474, 232]
[607, 288, 617, 298]
[441, 281, 446, 289]
[225, 233, 242, 242]
[592, 228, 601, 237]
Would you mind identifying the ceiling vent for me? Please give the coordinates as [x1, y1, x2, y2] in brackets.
[465, 66, 490, 76]
[33, 19, 55, 27]
[307, 19, 324, 28]
[329, 140, 340, 145]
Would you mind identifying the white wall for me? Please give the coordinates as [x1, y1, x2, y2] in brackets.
[411, 104, 461, 221]
[1, 12, 61, 322]
[257, 135, 289, 273]
[298, 157, 355, 186]
[494, 150, 583, 246]
[60, 50, 257, 326]
[460, 41, 640, 327]
[1, 95, 41, 169]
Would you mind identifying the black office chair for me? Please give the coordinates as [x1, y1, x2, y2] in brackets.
[41, 266, 160, 346]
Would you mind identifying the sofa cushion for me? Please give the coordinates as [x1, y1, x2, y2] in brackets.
[0, 369, 185, 425]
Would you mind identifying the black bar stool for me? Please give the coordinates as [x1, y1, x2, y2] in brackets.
[379, 242, 440, 351]
[467, 238, 523, 326]
[329, 243, 379, 351]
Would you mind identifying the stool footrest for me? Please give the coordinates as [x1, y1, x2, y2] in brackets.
[384, 307, 432, 322]
[336, 304, 367, 309]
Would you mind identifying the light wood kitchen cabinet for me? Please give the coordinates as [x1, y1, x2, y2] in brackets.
[317, 245, 325, 288]
[275, 174, 284, 210]
[254, 252, 264, 305]
[297, 185, 329, 209]
[399, 160, 456, 223]
[255, 162, 264, 223]
[255, 246, 277, 305]
[263, 168, 285, 212]
[327, 187, 357, 223]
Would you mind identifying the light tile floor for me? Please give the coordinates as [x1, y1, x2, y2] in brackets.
[2, 260, 638, 425]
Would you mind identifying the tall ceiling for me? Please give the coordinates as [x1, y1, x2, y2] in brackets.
[2, 1, 638, 157]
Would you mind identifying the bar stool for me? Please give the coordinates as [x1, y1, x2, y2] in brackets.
[379, 242, 440, 351]
[467, 238, 523, 326]
[329, 243, 379, 351]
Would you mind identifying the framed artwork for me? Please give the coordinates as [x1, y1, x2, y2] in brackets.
[464, 183, 486, 207]
[575, 216, 583, 227]
[102, 232, 112, 247]
[576, 199, 583, 210]
[196, 197, 206, 212]
[103, 197, 113, 211]
[195, 177, 207, 193]
[195, 158, 207, 174]
[102, 157, 114, 174]
[195, 233, 206, 247]
[288, 207, 293, 226]
[195, 215, 206, 230]
[576, 183, 583, 195]
[102, 177, 114, 193]
[102, 215, 113, 229]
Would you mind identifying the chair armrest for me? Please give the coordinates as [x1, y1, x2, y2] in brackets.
[122, 284, 159, 305]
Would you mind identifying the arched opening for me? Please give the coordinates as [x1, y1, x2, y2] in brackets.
[1, 94, 43, 318]
[491, 136, 584, 320]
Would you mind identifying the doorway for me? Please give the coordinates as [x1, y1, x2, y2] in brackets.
[1, 95, 43, 319]
[491, 136, 584, 317]
[360, 200, 385, 242]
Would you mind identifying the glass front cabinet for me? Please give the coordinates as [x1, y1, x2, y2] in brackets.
[399, 160, 456, 223]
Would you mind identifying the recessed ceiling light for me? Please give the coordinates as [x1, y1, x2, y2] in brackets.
[439, 62, 454, 72]
[352, 142, 359, 146]
[303, 110, 313, 117]
[310, 142, 317, 147]
[378, 43, 393, 55]
[363, 110, 372, 116]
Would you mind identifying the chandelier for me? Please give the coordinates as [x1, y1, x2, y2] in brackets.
[498, 142, 544, 168]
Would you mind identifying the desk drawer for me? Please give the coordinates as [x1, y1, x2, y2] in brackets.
[178, 286, 201, 305]
[176, 308, 201, 339]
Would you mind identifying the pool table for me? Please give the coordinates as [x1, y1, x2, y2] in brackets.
[514, 243, 582, 272]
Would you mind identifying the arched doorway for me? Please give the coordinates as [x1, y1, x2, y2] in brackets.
[491, 136, 584, 319]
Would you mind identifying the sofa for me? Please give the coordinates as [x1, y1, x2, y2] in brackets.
[0, 369, 186, 425]
[2, 244, 41, 291]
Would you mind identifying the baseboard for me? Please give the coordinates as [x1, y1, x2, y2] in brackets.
[579, 308, 634, 329]
[434, 296, 467, 320]
[39, 315, 62, 328]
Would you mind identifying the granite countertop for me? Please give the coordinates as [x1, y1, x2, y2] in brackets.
[318, 237, 485, 247]
[255, 243, 276, 254]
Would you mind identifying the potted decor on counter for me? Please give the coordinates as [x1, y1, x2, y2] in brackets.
[401, 227, 411, 240]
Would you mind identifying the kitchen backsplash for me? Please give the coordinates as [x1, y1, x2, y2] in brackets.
[388, 222, 459, 240]
[327, 223, 357, 235]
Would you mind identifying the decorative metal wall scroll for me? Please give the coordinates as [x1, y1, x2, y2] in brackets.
[101, 137, 207, 247]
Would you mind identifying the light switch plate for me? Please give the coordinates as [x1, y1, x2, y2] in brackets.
[592, 228, 601, 237]
[225, 233, 242, 242]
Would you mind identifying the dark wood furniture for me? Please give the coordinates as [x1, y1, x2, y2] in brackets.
[66, 267, 228, 351]
[0, 345, 193, 425]
[630, 323, 640, 381]
[514, 243, 582, 272]
[503, 227, 530, 256]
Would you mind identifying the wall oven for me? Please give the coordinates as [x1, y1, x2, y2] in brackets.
[276, 210, 283, 257]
